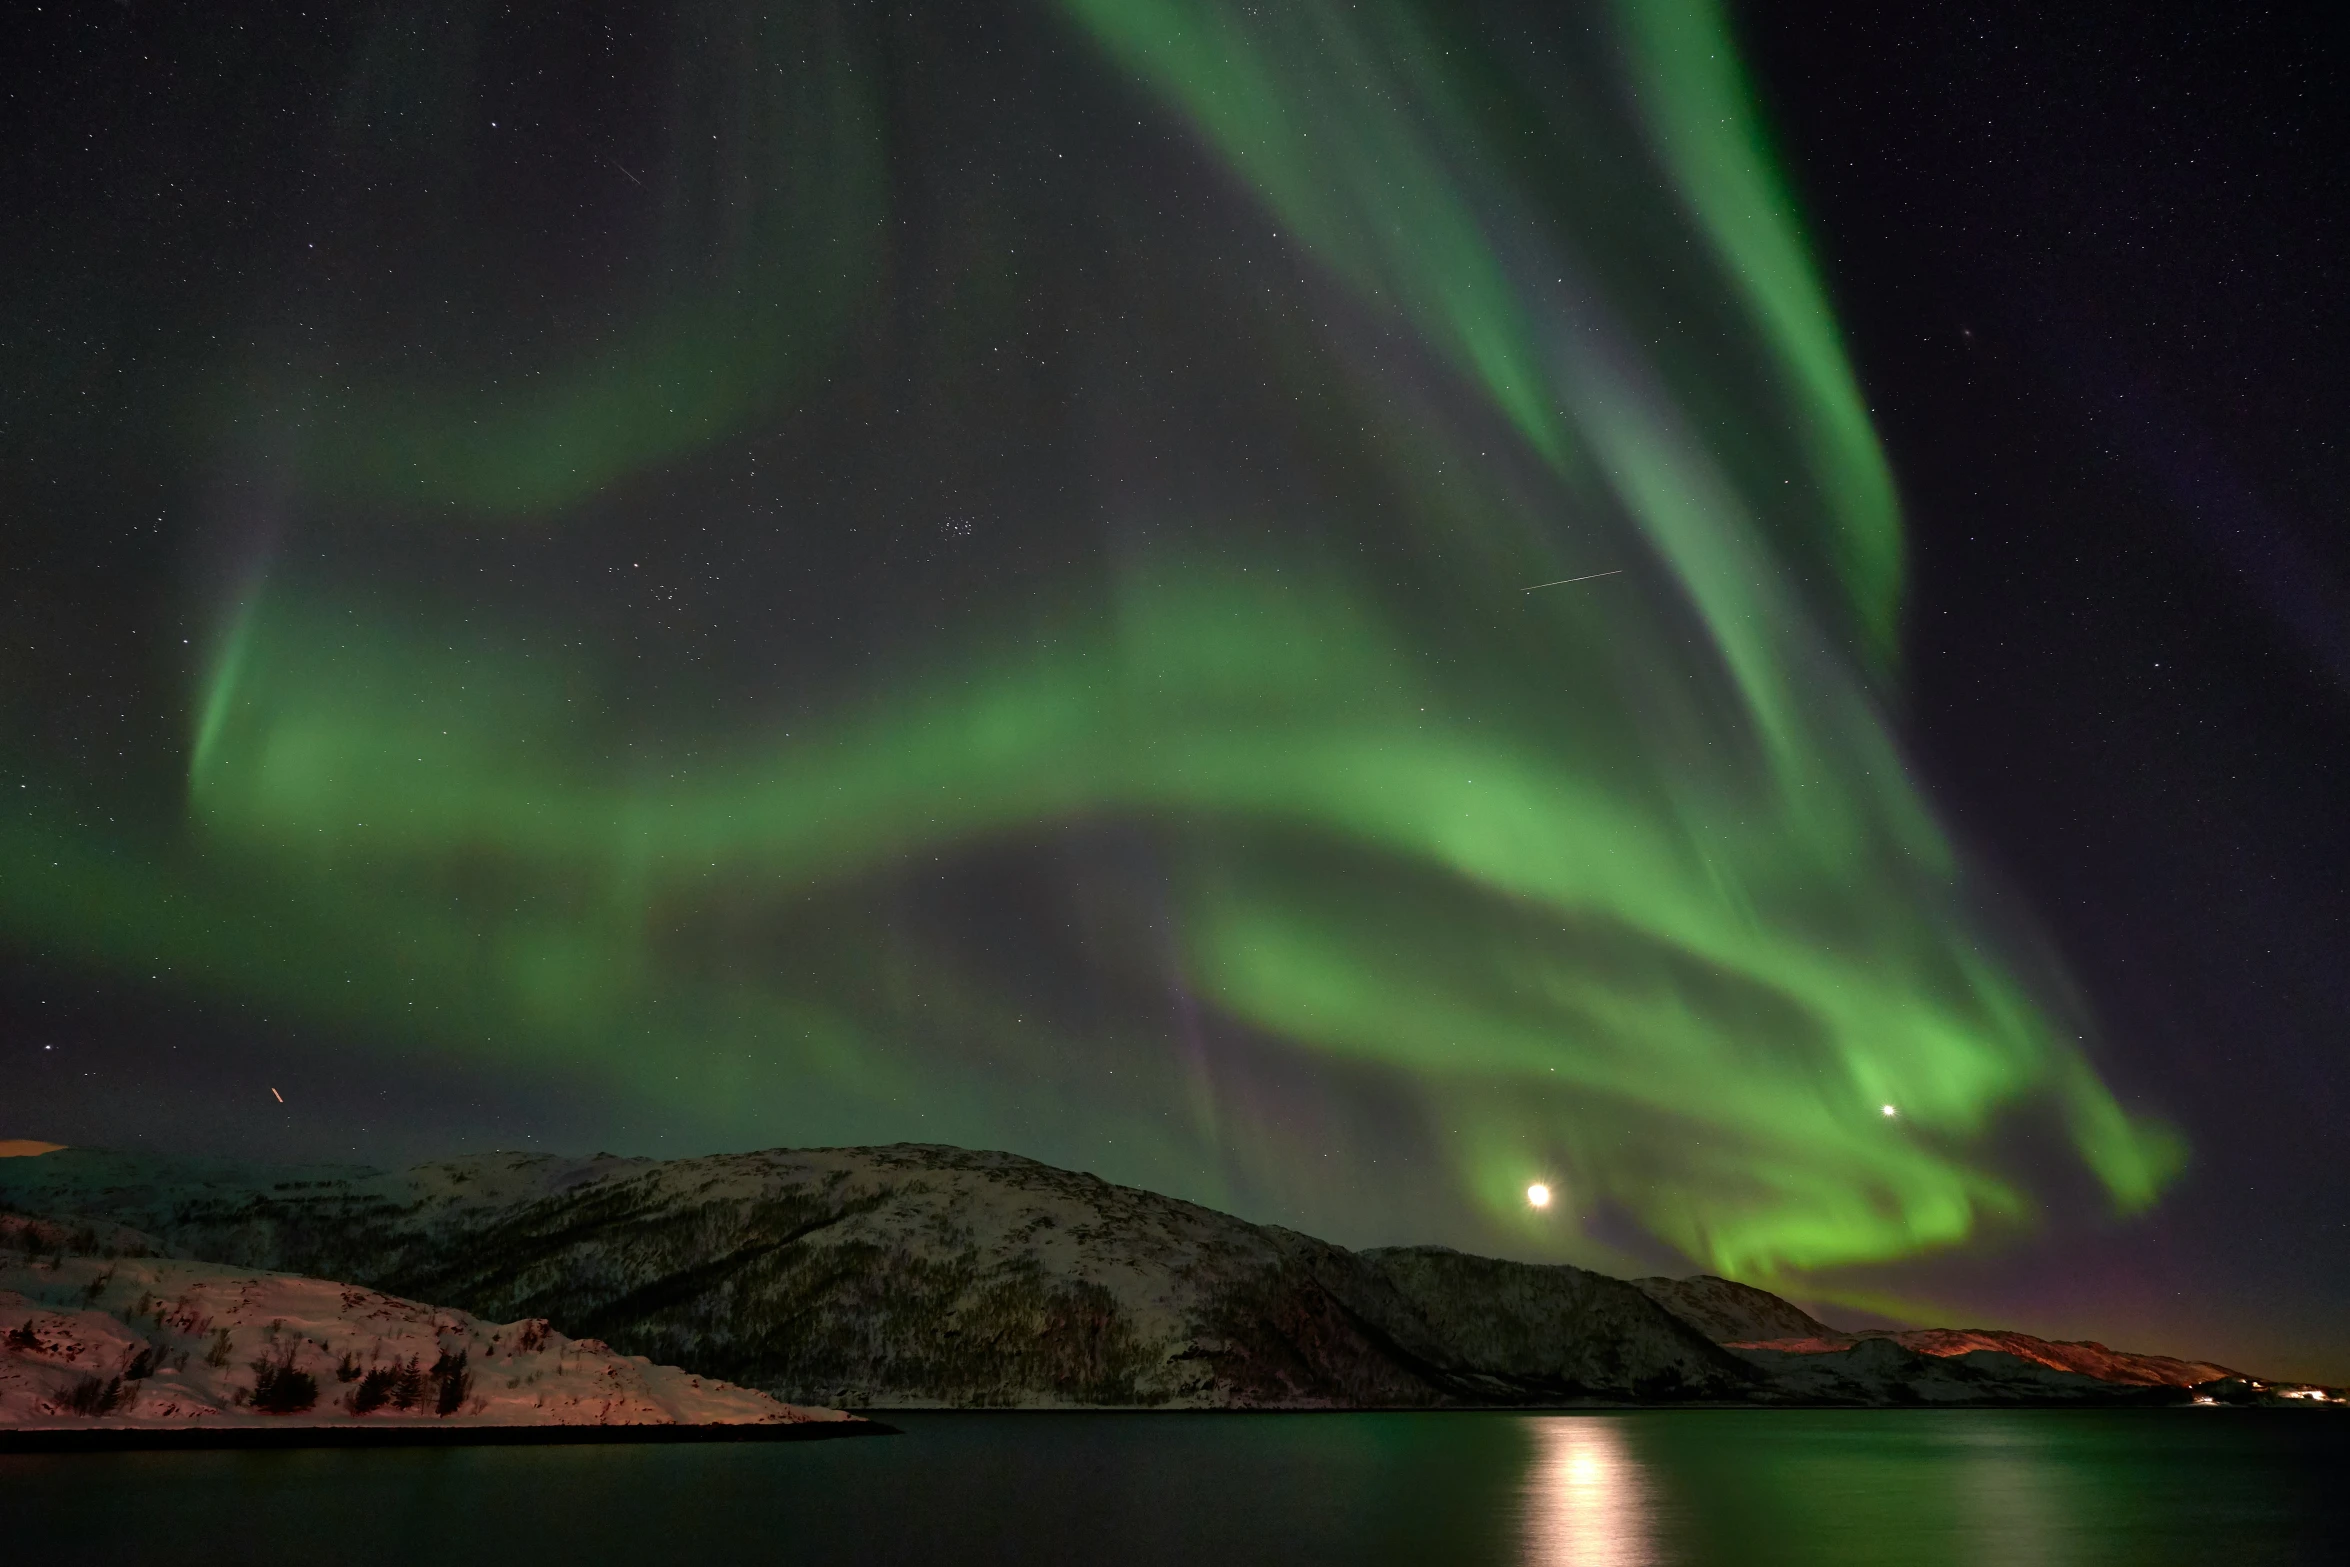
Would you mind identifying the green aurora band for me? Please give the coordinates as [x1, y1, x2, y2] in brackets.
[4, 0, 2178, 1290]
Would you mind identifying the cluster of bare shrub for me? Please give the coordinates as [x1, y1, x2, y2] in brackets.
[10, 1318, 158, 1417]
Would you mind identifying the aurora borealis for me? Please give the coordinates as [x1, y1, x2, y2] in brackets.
[9, 0, 2341, 1371]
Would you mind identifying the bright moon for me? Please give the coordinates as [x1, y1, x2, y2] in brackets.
[1881, 1105, 1898, 1117]
[1526, 1183, 1552, 1209]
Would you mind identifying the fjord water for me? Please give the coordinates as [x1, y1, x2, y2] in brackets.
[5, 1411, 2340, 1565]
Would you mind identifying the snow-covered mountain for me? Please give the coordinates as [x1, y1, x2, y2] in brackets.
[0, 1143, 2298, 1409]
[1, 1217, 857, 1431]
[1725, 1329, 2238, 1391]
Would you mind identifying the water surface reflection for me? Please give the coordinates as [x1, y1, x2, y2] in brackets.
[3, 1411, 2343, 1566]
[1521, 1416, 1659, 1567]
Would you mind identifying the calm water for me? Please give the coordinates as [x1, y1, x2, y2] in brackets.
[4, 1411, 2341, 1565]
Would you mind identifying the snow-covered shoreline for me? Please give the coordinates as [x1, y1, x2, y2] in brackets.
[1, 1227, 861, 1435]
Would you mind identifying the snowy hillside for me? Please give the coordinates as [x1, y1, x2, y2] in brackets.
[0, 1218, 855, 1430]
[1726, 1329, 2237, 1390]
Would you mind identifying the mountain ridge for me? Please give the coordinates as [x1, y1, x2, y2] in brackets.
[0, 1142, 2319, 1409]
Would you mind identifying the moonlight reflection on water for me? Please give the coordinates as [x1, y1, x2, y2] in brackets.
[1523, 1417, 1659, 1567]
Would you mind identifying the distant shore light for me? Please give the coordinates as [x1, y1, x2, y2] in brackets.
[1526, 1183, 1552, 1209]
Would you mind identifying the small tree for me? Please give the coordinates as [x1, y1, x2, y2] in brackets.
[432, 1349, 471, 1416]
[250, 1350, 319, 1415]
[350, 1364, 397, 1414]
[390, 1356, 428, 1410]
[61, 1374, 125, 1416]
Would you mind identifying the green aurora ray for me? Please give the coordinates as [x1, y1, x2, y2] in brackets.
[4, 0, 2178, 1290]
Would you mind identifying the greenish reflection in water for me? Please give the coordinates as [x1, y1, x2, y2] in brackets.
[1, 1411, 2339, 1566]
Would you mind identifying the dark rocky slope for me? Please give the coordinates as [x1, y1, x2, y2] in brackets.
[1631, 1273, 1834, 1343]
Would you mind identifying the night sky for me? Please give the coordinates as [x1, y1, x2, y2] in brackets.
[5, 1, 2343, 1382]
